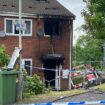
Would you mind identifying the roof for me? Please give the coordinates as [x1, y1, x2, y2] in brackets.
[0, 0, 75, 19]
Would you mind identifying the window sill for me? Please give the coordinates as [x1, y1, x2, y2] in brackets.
[5, 34, 32, 37]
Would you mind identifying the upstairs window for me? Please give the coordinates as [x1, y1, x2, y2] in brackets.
[6, 20, 12, 33]
[5, 18, 32, 36]
[44, 19, 59, 37]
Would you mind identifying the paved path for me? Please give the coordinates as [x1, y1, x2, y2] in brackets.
[53, 89, 105, 105]
[16, 88, 105, 105]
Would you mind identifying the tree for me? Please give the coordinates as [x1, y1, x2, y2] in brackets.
[73, 35, 103, 66]
[0, 45, 9, 67]
[82, 0, 105, 39]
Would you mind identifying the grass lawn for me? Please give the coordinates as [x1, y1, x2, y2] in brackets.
[97, 83, 105, 92]
[21, 89, 86, 103]
[30, 89, 86, 99]
[17, 83, 105, 104]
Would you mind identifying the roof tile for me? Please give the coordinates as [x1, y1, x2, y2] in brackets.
[0, 0, 75, 19]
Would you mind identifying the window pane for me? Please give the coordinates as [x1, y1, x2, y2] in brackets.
[44, 19, 59, 36]
[14, 25, 19, 34]
[6, 20, 12, 33]
[25, 21, 31, 34]
[14, 20, 19, 34]
[24, 61, 31, 76]
[44, 20, 52, 35]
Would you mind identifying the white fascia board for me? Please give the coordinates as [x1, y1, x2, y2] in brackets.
[0, 11, 44, 18]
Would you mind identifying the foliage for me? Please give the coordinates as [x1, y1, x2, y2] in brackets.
[73, 35, 103, 67]
[0, 45, 9, 67]
[73, 0, 105, 67]
[72, 76, 83, 84]
[24, 74, 45, 95]
[82, 0, 105, 39]
[24, 89, 86, 102]
[98, 84, 105, 92]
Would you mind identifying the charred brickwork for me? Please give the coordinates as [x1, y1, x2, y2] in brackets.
[0, 16, 72, 90]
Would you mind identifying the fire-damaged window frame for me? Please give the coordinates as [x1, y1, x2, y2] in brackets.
[22, 59, 32, 76]
[44, 18, 60, 37]
[4, 18, 32, 36]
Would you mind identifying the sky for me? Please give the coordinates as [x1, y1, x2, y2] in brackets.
[57, 0, 86, 45]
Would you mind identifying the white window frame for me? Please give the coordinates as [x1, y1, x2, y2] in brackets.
[21, 59, 32, 76]
[44, 34, 50, 37]
[4, 18, 32, 36]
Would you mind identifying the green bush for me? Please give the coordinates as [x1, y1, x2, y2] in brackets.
[72, 76, 83, 84]
[24, 74, 45, 95]
[0, 45, 9, 67]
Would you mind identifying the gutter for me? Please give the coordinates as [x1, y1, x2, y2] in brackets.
[0, 11, 75, 20]
[0, 11, 39, 18]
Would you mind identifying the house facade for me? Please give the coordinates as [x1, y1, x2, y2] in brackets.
[0, 0, 75, 90]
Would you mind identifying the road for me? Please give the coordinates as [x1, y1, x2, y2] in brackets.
[52, 89, 105, 105]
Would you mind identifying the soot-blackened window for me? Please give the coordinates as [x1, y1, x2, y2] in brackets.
[44, 19, 59, 36]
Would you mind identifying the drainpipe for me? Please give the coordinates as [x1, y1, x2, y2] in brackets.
[59, 64, 62, 90]
[68, 20, 73, 90]
[55, 65, 59, 90]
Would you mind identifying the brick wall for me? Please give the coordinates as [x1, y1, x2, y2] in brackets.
[0, 16, 73, 90]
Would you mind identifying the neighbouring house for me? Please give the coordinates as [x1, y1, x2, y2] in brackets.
[0, 0, 75, 90]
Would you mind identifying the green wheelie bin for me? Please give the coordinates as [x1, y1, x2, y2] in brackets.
[0, 70, 17, 105]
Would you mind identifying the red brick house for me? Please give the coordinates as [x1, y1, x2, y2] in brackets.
[0, 0, 75, 90]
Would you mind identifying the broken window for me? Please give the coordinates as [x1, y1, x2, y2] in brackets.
[44, 19, 59, 37]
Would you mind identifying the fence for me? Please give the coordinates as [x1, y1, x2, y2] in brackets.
[24, 64, 103, 90]
[72, 61, 105, 71]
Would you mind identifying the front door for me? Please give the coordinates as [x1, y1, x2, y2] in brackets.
[43, 61, 56, 87]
